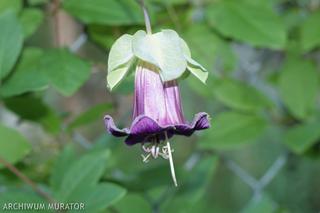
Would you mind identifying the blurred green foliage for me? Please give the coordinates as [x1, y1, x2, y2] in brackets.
[0, 0, 320, 212]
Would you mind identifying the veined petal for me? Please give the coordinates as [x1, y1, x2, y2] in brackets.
[133, 63, 167, 123]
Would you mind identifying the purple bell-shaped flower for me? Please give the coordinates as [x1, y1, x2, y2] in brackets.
[104, 63, 210, 145]
[104, 1, 210, 186]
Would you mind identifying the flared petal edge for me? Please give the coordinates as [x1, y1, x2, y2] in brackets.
[104, 115, 130, 137]
[104, 112, 211, 146]
[173, 112, 211, 136]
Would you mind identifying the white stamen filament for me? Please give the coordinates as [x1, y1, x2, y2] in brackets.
[166, 139, 178, 187]
[164, 132, 178, 187]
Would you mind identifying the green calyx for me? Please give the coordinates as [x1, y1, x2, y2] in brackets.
[106, 29, 207, 90]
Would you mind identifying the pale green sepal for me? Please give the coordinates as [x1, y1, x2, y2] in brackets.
[179, 37, 191, 57]
[187, 64, 208, 84]
[107, 59, 134, 90]
[132, 30, 159, 66]
[180, 37, 207, 83]
[187, 57, 206, 71]
[180, 38, 207, 71]
[108, 34, 134, 72]
[132, 29, 187, 82]
[156, 29, 187, 81]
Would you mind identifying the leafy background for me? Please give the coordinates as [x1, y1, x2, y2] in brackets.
[0, 0, 320, 212]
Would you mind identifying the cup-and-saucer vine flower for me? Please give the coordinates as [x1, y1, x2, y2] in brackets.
[104, 29, 210, 186]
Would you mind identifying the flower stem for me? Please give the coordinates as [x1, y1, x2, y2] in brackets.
[165, 132, 178, 187]
[52, 0, 61, 47]
[138, 0, 152, 34]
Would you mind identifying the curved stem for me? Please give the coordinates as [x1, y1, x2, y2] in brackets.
[138, 0, 152, 34]
[53, 0, 61, 47]
[0, 156, 56, 203]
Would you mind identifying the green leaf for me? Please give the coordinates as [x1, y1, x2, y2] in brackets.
[186, 75, 214, 98]
[162, 156, 218, 213]
[3, 95, 61, 133]
[150, 0, 187, 5]
[283, 9, 303, 32]
[0, 48, 47, 97]
[88, 25, 116, 49]
[50, 145, 76, 191]
[0, 187, 47, 206]
[0, 11, 23, 80]
[1, 48, 91, 97]
[63, 0, 144, 25]
[27, 0, 49, 6]
[241, 0, 274, 8]
[200, 111, 267, 150]
[180, 156, 218, 200]
[41, 48, 91, 96]
[120, 164, 174, 191]
[0, 0, 22, 15]
[0, 124, 31, 168]
[278, 57, 318, 120]
[114, 193, 151, 213]
[206, 1, 286, 49]
[4, 96, 48, 121]
[38, 112, 62, 134]
[284, 122, 320, 154]
[301, 12, 320, 52]
[55, 150, 110, 202]
[68, 102, 113, 130]
[132, 29, 187, 81]
[241, 193, 276, 213]
[183, 24, 236, 72]
[70, 183, 126, 213]
[213, 78, 272, 112]
[19, 8, 44, 38]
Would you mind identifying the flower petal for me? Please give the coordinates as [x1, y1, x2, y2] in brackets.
[174, 112, 211, 136]
[125, 115, 174, 145]
[104, 113, 210, 146]
[104, 115, 130, 137]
